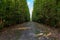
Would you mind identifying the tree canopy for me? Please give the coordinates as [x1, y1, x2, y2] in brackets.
[0, 0, 30, 29]
[32, 0, 60, 28]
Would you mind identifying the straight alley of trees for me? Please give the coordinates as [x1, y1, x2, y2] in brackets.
[0, 0, 60, 30]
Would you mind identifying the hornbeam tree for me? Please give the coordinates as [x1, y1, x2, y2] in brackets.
[32, 0, 60, 27]
[0, 0, 30, 29]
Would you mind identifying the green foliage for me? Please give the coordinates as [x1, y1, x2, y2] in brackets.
[32, 0, 60, 28]
[0, 0, 30, 29]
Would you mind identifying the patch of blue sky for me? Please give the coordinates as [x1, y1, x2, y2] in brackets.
[27, 0, 34, 20]
[27, 0, 34, 14]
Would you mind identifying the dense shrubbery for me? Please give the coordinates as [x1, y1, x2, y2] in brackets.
[0, 0, 30, 29]
[32, 0, 60, 28]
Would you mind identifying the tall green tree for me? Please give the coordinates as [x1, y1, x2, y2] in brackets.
[32, 0, 60, 27]
[0, 0, 30, 29]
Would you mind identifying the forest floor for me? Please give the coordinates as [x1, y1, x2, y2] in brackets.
[0, 22, 60, 40]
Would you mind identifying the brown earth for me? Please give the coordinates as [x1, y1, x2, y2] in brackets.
[0, 22, 60, 40]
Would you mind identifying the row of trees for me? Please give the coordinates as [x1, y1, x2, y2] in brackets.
[0, 0, 30, 29]
[32, 0, 60, 28]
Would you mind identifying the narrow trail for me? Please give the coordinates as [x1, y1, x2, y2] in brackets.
[0, 22, 60, 40]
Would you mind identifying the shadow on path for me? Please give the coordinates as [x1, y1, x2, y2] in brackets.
[0, 22, 59, 40]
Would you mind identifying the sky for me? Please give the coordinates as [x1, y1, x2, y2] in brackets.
[27, 0, 34, 19]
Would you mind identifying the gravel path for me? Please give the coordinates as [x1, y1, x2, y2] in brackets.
[0, 22, 59, 40]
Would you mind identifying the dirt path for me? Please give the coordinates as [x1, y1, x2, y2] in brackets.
[0, 22, 60, 40]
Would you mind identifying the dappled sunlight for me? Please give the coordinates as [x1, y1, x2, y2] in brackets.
[35, 32, 52, 38]
[16, 27, 31, 30]
[11, 27, 31, 30]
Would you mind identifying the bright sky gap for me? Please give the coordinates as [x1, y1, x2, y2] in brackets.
[27, 0, 34, 21]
